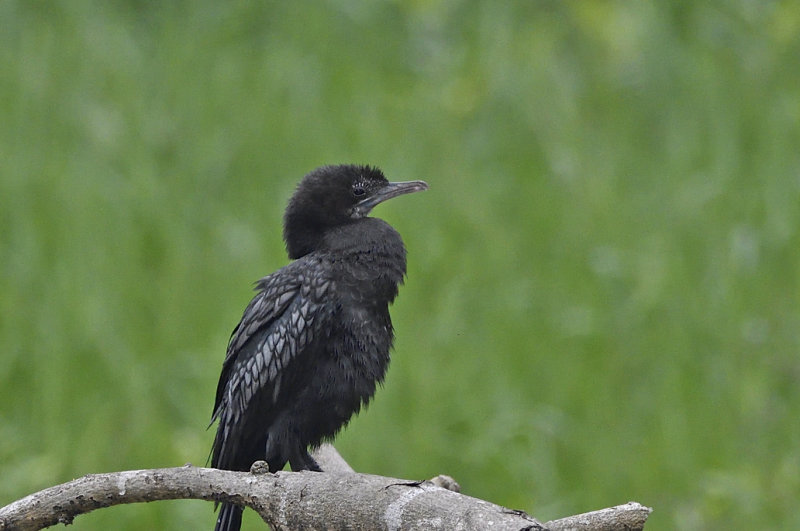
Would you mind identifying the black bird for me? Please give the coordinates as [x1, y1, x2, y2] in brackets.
[210, 164, 427, 531]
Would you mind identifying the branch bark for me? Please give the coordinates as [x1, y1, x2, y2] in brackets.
[0, 445, 651, 530]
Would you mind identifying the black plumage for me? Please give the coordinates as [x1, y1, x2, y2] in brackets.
[210, 164, 427, 531]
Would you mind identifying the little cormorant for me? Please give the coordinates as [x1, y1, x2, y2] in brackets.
[210, 164, 428, 531]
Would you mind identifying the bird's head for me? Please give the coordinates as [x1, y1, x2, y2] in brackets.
[283, 164, 428, 259]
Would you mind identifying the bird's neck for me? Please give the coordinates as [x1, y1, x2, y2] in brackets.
[321, 217, 403, 252]
[283, 213, 327, 260]
[321, 218, 407, 300]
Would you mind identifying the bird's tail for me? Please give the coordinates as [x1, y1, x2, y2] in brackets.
[215, 503, 243, 531]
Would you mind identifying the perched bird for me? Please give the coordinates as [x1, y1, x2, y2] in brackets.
[210, 164, 428, 531]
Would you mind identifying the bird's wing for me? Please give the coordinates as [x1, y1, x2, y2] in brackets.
[210, 256, 334, 466]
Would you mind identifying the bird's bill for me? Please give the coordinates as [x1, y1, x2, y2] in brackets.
[355, 180, 429, 216]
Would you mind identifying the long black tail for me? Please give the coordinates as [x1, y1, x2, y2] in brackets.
[215, 503, 243, 531]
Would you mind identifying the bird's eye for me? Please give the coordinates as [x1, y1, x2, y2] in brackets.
[353, 186, 366, 197]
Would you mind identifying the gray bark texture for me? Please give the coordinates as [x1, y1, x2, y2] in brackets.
[0, 445, 651, 530]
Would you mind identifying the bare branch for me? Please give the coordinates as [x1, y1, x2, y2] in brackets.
[310, 443, 354, 473]
[0, 466, 544, 530]
[0, 445, 651, 530]
[312, 445, 461, 492]
[546, 502, 652, 531]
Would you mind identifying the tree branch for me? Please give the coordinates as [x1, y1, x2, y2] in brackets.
[545, 502, 653, 531]
[0, 445, 651, 530]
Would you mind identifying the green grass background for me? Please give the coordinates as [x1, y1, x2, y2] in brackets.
[1, 1, 799, 529]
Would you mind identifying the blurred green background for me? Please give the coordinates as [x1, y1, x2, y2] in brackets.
[1, 1, 799, 529]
